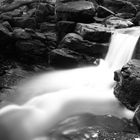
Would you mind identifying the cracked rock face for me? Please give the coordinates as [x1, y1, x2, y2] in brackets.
[114, 59, 140, 111]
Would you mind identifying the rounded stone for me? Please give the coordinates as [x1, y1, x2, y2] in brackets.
[56, 1, 96, 23]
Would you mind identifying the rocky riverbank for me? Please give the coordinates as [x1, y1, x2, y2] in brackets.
[1, 0, 140, 139]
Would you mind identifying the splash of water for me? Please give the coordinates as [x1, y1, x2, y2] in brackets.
[0, 32, 139, 140]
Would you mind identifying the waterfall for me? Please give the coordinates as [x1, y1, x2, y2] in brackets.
[0, 31, 139, 140]
[105, 32, 139, 71]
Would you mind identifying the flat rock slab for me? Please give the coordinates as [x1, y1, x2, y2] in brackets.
[114, 59, 140, 110]
[104, 16, 133, 28]
[49, 48, 99, 68]
[59, 33, 109, 58]
[75, 23, 113, 43]
[56, 1, 96, 23]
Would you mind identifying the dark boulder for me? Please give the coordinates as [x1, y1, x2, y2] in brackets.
[12, 28, 47, 41]
[40, 22, 56, 32]
[44, 32, 57, 49]
[33, 3, 55, 23]
[49, 113, 139, 140]
[56, 21, 76, 42]
[2, 21, 13, 32]
[96, 5, 115, 18]
[133, 105, 140, 130]
[49, 48, 98, 69]
[0, 23, 12, 51]
[114, 59, 140, 111]
[59, 33, 109, 58]
[126, 0, 140, 12]
[13, 16, 36, 29]
[133, 11, 140, 26]
[75, 23, 113, 43]
[15, 39, 49, 63]
[12, 28, 31, 39]
[56, 1, 96, 23]
[103, 0, 137, 17]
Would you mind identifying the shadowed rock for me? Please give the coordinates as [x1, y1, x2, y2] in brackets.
[56, 1, 96, 23]
[103, 0, 137, 17]
[96, 5, 115, 18]
[59, 33, 109, 58]
[114, 59, 140, 110]
[48, 48, 99, 69]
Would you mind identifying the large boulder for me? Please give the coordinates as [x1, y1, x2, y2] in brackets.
[122, 0, 140, 12]
[48, 113, 139, 140]
[59, 33, 108, 58]
[103, 0, 137, 17]
[96, 5, 115, 18]
[56, 1, 96, 23]
[75, 23, 113, 43]
[114, 59, 140, 111]
[48, 48, 98, 69]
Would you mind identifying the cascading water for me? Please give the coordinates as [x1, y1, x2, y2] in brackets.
[0, 31, 139, 140]
[105, 32, 139, 71]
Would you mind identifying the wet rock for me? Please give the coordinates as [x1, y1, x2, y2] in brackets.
[13, 16, 36, 29]
[12, 28, 31, 39]
[49, 48, 98, 69]
[40, 22, 56, 32]
[2, 21, 13, 32]
[75, 23, 113, 43]
[0, 12, 13, 23]
[104, 0, 137, 17]
[59, 33, 108, 58]
[96, 5, 115, 18]
[133, 36, 140, 60]
[127, 0, 140, 12]
[133, 105, 140, 130]
[116, 12, 135, 19]
[0, 23, 12, 50]
[104, 16, 133, 28]
[33, 3, 55, 23]
[15, 39, 49, 63]
[133, 11, 140, 26]
[95, 0, 104, 5]
[44, 32, 57, 49]
[114, 59, 140, 111]
[49, 113, 139, 140]
[56, 1, 96, 23]
[12, 28, 47, 41]
[56, 21, 76, 42]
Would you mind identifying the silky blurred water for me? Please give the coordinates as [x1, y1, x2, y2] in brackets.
[0, 32, 139, 140]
